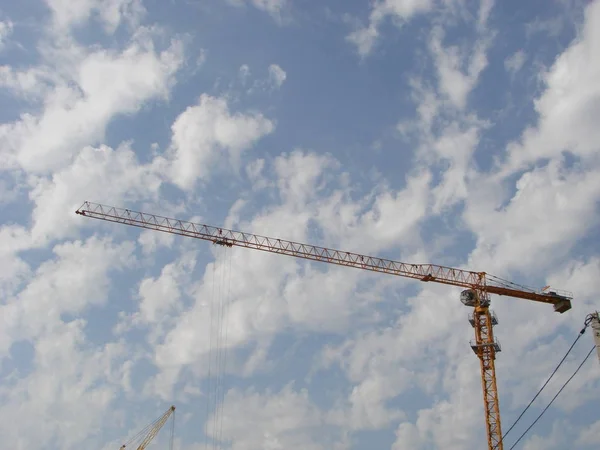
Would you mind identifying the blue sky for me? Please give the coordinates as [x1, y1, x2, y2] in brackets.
[1, 0, 600, 449]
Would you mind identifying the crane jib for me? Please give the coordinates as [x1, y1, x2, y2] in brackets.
[75, 201, 572, 311]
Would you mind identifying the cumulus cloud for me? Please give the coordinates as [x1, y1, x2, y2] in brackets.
[239, 64, 251, 85]
[0, 19, 13, 50]
[504, 49, 527, 75]
[28, 143, 164, 245]
[250, 0, 288, 19]
[0, 319, 132, 449]
[225, 0, 288, 23]
[0, 236, 135, 354]
[44, 0, 146, 33]
[346, 0, 434, 57]
[501, 0, 600, 174]
[0, 30, 184, 174]
[209, 384, 345, 449]
[465, 159, 600, 277]
[428, 19, 493, 110]
[166, 94, 275, 190]
[268, 63, 286, 89]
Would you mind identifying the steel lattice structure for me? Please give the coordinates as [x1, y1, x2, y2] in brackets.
[76, 201, 573, 450]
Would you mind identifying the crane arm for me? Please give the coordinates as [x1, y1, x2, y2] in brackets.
[75, 201, 571, 312]
[119, 405, 175, 450]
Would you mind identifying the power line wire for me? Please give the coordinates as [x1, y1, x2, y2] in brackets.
[500, 324, 588, 444]
[507, 345, 595, 450]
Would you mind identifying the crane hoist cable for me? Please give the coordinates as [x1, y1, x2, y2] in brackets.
[75, 201, 575, 450]
[215, 248, 233, 448]
[205, 245, 233, 450]
[205, 251, 218, 450]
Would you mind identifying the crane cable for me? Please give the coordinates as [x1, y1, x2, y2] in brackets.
[212, 245, 225, 450]
[204, 250, 218, 450]
[121, 412, 163, 446]
[204, 244, 233, 450]
[120, 407, 175, 449]
[170, 408, 176, 450]
[213, 245, 232, 450]
[217, 248, 233, 448]
[497, 313, 597, 449]
[507, 345, 595, 450]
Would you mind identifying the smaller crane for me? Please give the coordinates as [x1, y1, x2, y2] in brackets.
[119, 405, 176, 450]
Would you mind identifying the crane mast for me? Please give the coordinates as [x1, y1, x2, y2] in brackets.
[76, 201, 573, 450]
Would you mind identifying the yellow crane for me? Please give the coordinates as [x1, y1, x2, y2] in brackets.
[119, 405, 175, 450]
[76, 201, 573, 450]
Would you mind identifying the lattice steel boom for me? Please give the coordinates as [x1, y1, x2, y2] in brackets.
[76, 201, 573, 450]
[119, 405, 175, 450]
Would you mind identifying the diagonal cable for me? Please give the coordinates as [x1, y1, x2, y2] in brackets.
[500, 325, 587, 443]
[508, 345, 595, 450]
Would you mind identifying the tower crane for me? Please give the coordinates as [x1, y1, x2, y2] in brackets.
[118, 405, 175, 450]
[76, 201, 573, 450]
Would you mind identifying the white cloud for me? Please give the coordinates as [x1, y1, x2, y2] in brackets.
[0, 236, 135, 355]
[225, 0, 288, 23]
[429, 24, 492, 110]
[0, 320, 133, 450]
[250, 0, 288, 18]
[1, 31, 184, 174]
[577, 419, 600, 446]
[346, 24, 380, 59]
[346, 0, 434, 57]
[0, 19, 13, 51]
[525, 15, 564, 38]
[137, 227, 176, 255]
[501, 0, 600, 175]
[505, 49, 527, 75]
[28, 143, 164, 246]
[239, 64, 251, 85]
[209, 384, 345, 450]
[517, 420, 572, 450]
[196, 47, 207, 66]
[0, 65, 53, 100]
[118, 251, 197, 340]
[44, 0, 146, 34]
[0, 233, 138, 449]
[465, 158, 600, 277]
[0, 225, 32, 300]
[429, 121, 482, 213]
[268, 63, 286, 89]
[166, 94, 275, 190]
